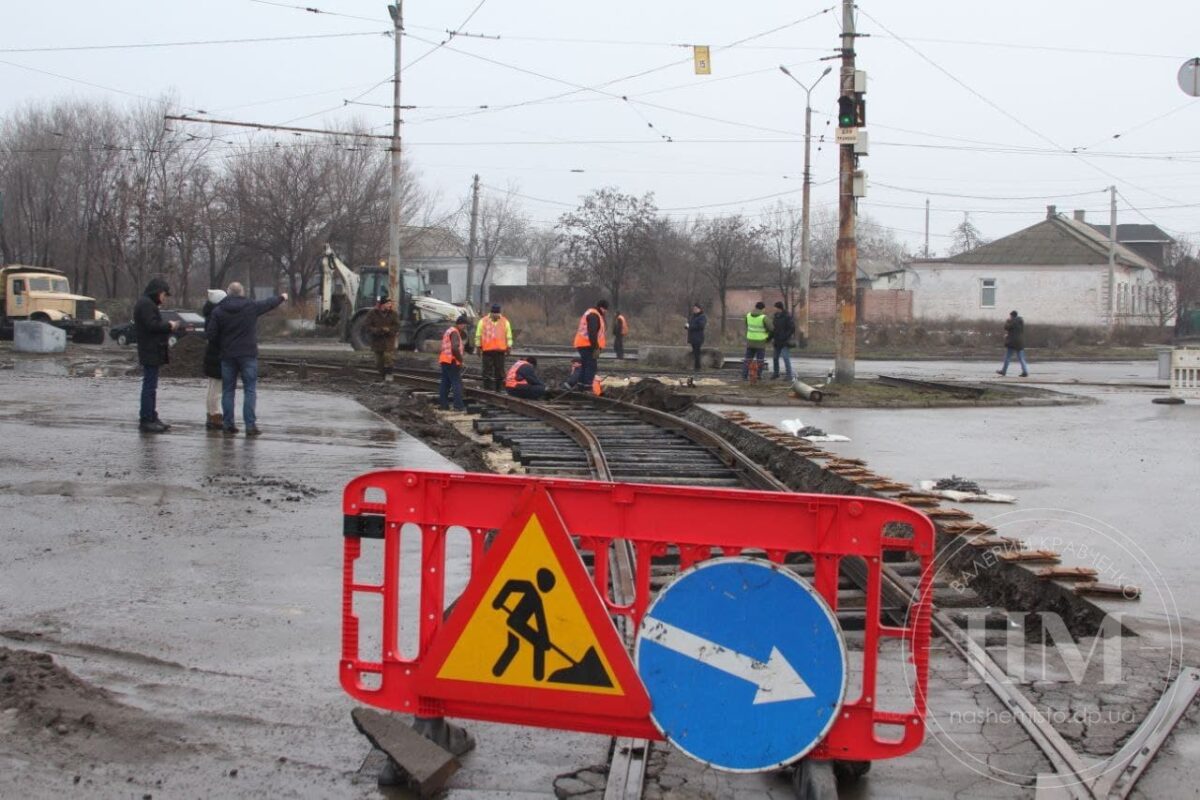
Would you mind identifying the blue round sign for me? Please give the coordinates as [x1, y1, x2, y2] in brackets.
[634, 557, 847, 772]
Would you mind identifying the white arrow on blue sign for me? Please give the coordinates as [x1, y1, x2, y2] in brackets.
[634, 557, 847, 772]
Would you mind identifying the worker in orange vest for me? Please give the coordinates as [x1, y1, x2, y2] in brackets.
[504, 356, 547, 400]
[474, 303, 513, 392]
[437, 314, 471, 411]
[566, 299, 607, 391]
[613, 312, 629, 359]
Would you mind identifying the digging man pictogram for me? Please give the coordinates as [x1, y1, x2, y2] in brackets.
[490, 567, 613, 688]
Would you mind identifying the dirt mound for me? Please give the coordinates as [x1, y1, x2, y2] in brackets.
[158, 334, 207, 378]
[0, 646, 183, 764]
[604, 378, 694, 413]
[357, 390, 492, 473]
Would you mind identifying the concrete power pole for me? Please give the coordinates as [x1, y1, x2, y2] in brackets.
[834, 0, 858, 383]
[465, 174, 481, 306]
[924, 198, 930, 258]
[1108, 184, 1117, 327]
[387, 2, 404, 307]
[779, 64, 831, 338]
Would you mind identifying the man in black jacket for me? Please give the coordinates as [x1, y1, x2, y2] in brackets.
[770, 301, 796, 381]
[686, 304, 706, 371]
[996, 310, 1029, 377]
[206, 282, 287, 436]
[133, 277, 180, 433]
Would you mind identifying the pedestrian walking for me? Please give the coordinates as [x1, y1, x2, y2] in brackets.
[474, 303, 513, 391]
[438, 314, 471, 411]
[742, 301, 772, 381]
[566, 300, 607, 391]
[996, 310, 1029, 377]
[201, 289, 227, 430]
[770, 301, 796, 381]
[613, 312, 629, 359]
[686, 303, 707, 371]
[206, 282, 287, 436]
[504, 356, 547, 400]
[133, 277, 180, 433]
[364, 294, 401, 380]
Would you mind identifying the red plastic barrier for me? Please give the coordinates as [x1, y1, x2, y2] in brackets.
[340, 470, 934, 762]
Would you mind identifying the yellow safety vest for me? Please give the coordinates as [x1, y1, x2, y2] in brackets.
[745, 312, 769, 343]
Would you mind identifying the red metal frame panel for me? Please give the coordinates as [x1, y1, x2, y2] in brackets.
[340, 470, 935, 762]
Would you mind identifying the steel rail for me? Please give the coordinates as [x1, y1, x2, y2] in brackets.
[267, 356, 1097, 795]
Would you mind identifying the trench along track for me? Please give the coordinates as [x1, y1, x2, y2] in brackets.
[266, 357, 1104, 798]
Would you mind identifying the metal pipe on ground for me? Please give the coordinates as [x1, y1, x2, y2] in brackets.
[791, 378, 824, 403]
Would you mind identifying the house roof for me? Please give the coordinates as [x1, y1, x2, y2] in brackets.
[1086, 223, 1174, 244]
[911, 212, 1159, 271]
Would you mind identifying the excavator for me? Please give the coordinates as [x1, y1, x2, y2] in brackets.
[316, 245, 475, 351]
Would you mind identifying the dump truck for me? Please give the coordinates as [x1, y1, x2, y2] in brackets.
[316, 246, 475, 351]
[0, 265, 109, 343]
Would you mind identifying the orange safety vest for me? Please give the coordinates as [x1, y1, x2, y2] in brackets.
[504, 359, 530, 389]
[439, 327, 462, 366]
[616, 314, 628, 336]
[572, 308, 607, 350]
[476, 315, 511, 352]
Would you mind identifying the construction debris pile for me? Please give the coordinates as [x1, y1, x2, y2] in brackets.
[933, 475, 985, 494]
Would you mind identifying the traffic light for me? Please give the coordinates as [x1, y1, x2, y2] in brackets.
[838, 95, 856, 128]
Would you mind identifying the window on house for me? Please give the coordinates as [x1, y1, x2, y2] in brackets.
[980, 278, 996, 308]
[427, 269, 449, 285]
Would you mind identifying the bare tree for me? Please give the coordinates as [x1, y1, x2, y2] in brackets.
[517, 225, 563, 324]
[466, 183, 528, 306]
[697, 214, 760, 336]
[558, 187, 655, 313]
[643, 216, 702, 332]
[949, 212, 988, 256]
[760, 201, 802, 311]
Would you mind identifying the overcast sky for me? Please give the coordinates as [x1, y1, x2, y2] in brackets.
[3, 1, 1199, 253]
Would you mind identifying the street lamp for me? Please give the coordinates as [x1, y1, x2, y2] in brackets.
[779, 65, 832, 339]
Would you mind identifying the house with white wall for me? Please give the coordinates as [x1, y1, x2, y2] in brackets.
[905, 206, 1165, 327]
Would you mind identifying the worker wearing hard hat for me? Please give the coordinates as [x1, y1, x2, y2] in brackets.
[474, 303, 513, 392]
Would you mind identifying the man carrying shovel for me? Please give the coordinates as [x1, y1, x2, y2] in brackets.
[490, 568, 612, 688]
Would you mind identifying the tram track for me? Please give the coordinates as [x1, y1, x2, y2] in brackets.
[267, 356, 1116, 798]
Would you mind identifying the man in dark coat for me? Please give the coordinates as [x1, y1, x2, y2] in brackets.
[133, 277, 180, 433]
[686, 303, 706, 371]
[770, 301, 796, 381]
[206, 281, 287, 436]
[997, 310, 1029, 377]
[363, 294, 401, 380]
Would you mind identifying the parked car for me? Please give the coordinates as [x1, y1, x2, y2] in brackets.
[110, 310, 206, 347]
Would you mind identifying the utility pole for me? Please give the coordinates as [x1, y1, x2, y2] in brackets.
[924, 198, 930, 258]
[780, 65, 831, 338]
[387, 2, 404, 308]
[834, 0, 858, 383]
[1108, 184, 1117, 327]
[465, 174, 480, 307]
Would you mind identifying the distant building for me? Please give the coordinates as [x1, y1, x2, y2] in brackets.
[406, 256, 529, 306]
[905, 205, 1166, 326]
[1078, 210, 1175, 268]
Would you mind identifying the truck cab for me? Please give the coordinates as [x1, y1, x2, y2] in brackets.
[0, 266, 108, 343]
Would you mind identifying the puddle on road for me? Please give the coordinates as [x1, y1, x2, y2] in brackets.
[0, 480, 208, 504]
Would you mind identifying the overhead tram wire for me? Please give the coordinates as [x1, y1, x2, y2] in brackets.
[410, 6, 834, 127]
[857, 7, 1191, 206]
[1072, 100, 1199, 153]
[0, 30, 389, 54]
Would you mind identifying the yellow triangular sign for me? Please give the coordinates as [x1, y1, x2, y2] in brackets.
[434, 510, 624, 696]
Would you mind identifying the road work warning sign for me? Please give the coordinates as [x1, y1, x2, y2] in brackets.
[421, 488, 648, 715]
